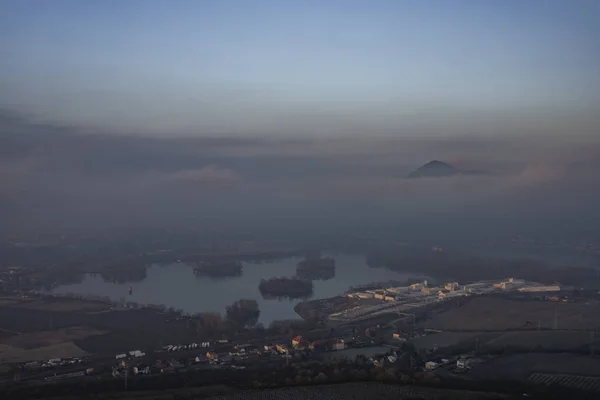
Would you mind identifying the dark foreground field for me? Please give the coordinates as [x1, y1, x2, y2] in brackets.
[0, 305, 198, 357]
[4, 382, 513, 400]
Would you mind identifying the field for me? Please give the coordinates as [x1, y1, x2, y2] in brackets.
[0, 326, 106, 349]
[203, 383, 509, 400]
[0, 326, 104, 364]
[471, 353, 600, 381]
[529, 373, 600, 393]
[5, 383, 509, 400]
[0, 302, 207, 359]
[482, 331, 600, 351]
[0, 342, 87, 364]
[410, 332, 495, 350]
[423, 296, 600, 331]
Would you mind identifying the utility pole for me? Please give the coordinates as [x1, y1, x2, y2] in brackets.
[124, 369, 128, 391]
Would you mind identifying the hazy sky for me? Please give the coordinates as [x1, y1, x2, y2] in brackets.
[1, 1, 600, 234]
[2, 0, 599, 136]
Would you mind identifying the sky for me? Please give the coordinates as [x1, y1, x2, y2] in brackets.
[1, 0, 599, 136]
[1, 1, 599, 234]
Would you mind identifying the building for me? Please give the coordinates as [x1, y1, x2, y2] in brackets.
[331, 339, 345, 351]
[463, 282, 487, 291]
[444, 282, 459, 291]
[276, 344, 289, 354]
[310, 339, 329, 352]
[356, 292, 374, 299]
[425, 361, 440, 370]
[387, 287, 410, 295]
[384, 295, 396, 302]
[291, 336, 304, 347]
[295, 340, 309, 350]
[518, 285, 560, 293]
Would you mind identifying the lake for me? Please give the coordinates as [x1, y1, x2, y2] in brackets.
[52, 254, 421, 324]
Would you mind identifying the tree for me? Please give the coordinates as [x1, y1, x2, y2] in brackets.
[225, 299, 260, 328]
[200, 312, 223, 336]
[314, 372, 328, 383]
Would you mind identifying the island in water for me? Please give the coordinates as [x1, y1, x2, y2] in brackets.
[258, 277, 313, 299]
[296, 256, 336, 281]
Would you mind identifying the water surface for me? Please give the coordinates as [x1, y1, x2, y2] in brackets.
[53, 254, 420, 323]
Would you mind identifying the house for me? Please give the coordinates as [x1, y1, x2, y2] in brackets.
[310, 339, 329, 352]
[425, 361, 439, 370]
[295, 340, 309, 350]
[356, 292, 374, 299]
[263, 344, 274, 352]
[331, 339, 345, 351]
[392, 333, 406, 341]
[291, 336, 304, 347]
[275, 344, 289, 354]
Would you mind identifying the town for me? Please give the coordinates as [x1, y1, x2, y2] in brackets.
[5, 276, 600, 396]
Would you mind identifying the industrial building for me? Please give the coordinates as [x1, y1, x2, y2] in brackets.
[336, 278, 559, 323]
[519, 285, 561, 293]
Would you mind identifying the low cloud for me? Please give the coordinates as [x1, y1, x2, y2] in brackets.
[510, 164, 566, 187]
[1, 108, 599, 233]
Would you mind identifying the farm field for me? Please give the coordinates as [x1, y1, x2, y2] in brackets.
[482, 330, 600, 351]
[0, 326, 106, 349]
[423, 297, 600, 331]
[470, 353, 600, 381]
[0, 342, 87, 364]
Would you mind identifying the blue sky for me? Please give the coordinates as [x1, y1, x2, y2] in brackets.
[1, 0, 599, 136]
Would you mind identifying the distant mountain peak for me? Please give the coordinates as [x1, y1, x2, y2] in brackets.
[407, 160, 459, 179]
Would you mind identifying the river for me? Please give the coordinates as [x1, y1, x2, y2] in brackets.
[51, 254, 422, 324]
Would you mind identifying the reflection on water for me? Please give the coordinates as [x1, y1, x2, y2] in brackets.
[52, 254, 419, 323]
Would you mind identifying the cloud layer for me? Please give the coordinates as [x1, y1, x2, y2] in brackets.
[1, 108, 599, 234]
